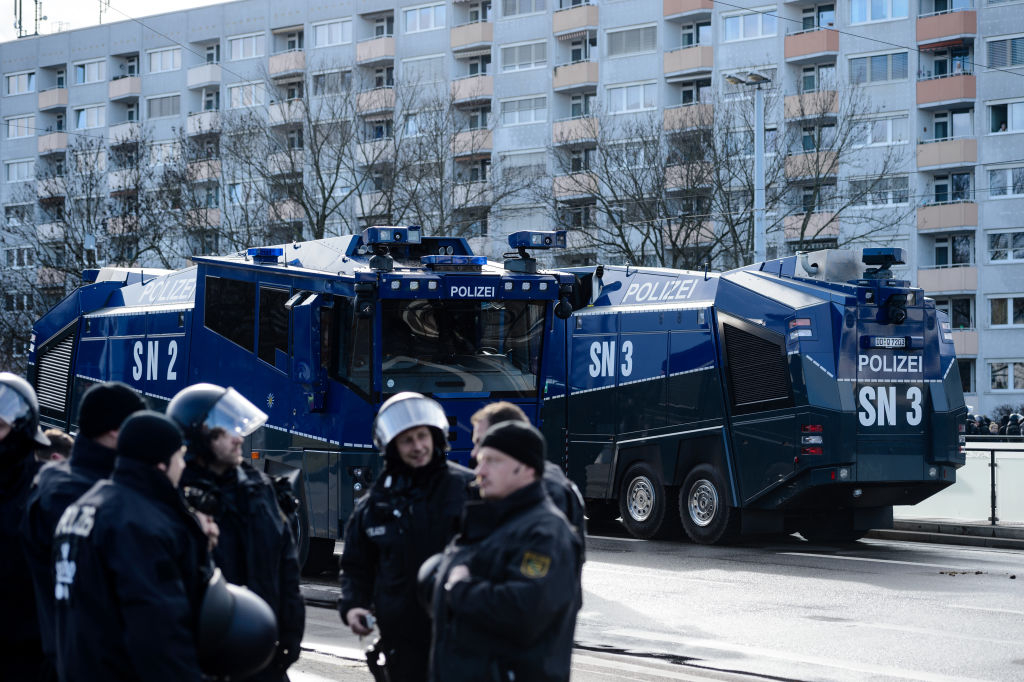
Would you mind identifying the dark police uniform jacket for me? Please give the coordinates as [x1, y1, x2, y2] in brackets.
[53, 457, 210, 682]
[543, 461, 587, 558]
[339, 452, 474, 681]
[428, 481, 583, 682]
[22, 437, 117, 666]
[180, 460, 304, 682]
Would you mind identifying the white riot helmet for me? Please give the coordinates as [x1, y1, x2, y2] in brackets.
[372, 392, 449, 455]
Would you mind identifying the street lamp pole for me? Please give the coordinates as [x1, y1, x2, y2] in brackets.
[727, 72, 771, 263]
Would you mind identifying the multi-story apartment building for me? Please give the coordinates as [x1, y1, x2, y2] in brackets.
[0, 0, 1021, 415]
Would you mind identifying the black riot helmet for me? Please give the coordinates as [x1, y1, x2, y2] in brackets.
[198, 568, 278, 679]
[0, 372, 50, 448]
[166, 383, 267, 458]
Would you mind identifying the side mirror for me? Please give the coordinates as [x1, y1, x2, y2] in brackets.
[291, 293, 328, 411]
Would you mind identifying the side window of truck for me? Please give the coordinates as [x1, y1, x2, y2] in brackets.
[330, 296, 372, 396]
[205, 276, 256, 350]
[258, 286, 290, 367]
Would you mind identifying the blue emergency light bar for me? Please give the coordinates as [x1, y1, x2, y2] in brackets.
[362, 225, 423, 246]
[507, 230, 566, 250]
[421, 255, 488, 267]
[247, 247, 285, 264]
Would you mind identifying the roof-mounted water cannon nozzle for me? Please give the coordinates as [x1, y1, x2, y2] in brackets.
[504, 230, 566, 274]
[861, 247, 905, 281]
[247, 247, 284, 265]
[361, 225, 423, 272]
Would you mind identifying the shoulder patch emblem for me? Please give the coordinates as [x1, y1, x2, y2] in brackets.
[520, 551, 551, 579]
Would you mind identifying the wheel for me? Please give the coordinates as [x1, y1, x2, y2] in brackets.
[679, 464, 737, 544]
[618, 462, 671, 540]
[296, 503, 337, 576]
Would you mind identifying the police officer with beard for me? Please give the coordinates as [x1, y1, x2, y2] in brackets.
[168, 383, 304, 682]
[424, 421, 582, 682]
[339, 392, 474, 681]
[0, 373, 51, 681]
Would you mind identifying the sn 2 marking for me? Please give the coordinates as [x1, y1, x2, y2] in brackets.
[858, 353, 922, 374]
[858, 385, 922, 427]
[588, 340, 633, 378]
[449, 285, 495, 298]
[131, 339, 179, 381]
[621, 278, 697, 305]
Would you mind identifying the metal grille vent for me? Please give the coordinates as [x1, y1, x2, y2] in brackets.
[724, 324, 789, 408]
[35, 334, 75, 414]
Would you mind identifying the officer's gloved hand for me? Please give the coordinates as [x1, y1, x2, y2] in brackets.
[270, 642, 301, 673]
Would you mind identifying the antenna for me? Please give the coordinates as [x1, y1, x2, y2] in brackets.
[14, 0, 45, 37]
[98, 0, 109, 25]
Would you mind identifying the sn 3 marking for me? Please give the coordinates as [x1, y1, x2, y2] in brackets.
[131, 339, 179, 381]
[588, 340, 633, 378]
[858, 385, 922, 427]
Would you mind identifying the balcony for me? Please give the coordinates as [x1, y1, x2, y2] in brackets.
[38, 132, 68, 155]
[553, 4, 599, 37]
[268, 150, 303, 175]
[188, 159, 221, 181]
[451, 75, 493, 103]
[270, 200, 304, 222]
[784, 28, 839, 63]
[552, 60, 599, 92]
[108, 76, 141, 102]
[663, 0, 714, 18]
[785, 150, 838, 178]
[108, 121, 141, 146]
[355, 192, 385, 217]
[916, 201, 977, 230]
[453, 129, 493, 157]
[663, 103, 713, 130]
[451, 21, 492, 52]
[917, 73, 975, 107]
[553, 172, 598, 198]
[663, 46, 713, 77]
[665, 162, 713, 188]
[917, 10, 976, 45]
[185, 208, 221, 226]
[357, 87, 395, 115]
[36, 267, 64, 287]
[783, 212, 838, 241]
[269, 99, 304, 126]
[269, 50, 305, 77]
[38, 88, 67, 111]
[357, 139, 394, 165]
[453, 181, 492, 206]
[108, 169, 135, 193]
[187, 63, 221, 89]
[916, 265, 977, 292]
[951, 329, 978, 355]
[356, 36, 395, 64]
[36, 222, 64, 242]
[553, 116, 598, 145]
[187, 111, 220, 136]
[916, 137, 977, 169]
[784, 90, 838, 118]
[36, 177, 66, 200]
[107, 216, 138, 235]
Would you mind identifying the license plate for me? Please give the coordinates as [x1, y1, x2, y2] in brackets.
[872, 336, 906, 349]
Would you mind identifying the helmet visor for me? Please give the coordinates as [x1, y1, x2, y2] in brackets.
[205, 388, 268, 438]
[0, 384, 30, 426]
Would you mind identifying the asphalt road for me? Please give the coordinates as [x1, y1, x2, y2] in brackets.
[292, 526, 1024, 681]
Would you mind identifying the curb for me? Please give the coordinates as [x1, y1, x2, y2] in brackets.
[868, 520, 1024, 550]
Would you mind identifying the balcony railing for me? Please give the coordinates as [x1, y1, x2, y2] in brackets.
[918, 1, 973, 18]
[917, 68, 974, 81]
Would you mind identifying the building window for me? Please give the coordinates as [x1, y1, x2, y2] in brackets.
[849, 52, 908, 84]
[313, 19, 352, 47]
[988, 35, 1024, 69]
[3, 245, 34, 266]
[501, 42, 546, 72]
[801, 63, 835, 93]
[503, 0, 545, 17]
[2, 292, 32, 311]
[229, 33, 265, 61]
[854, 115, 909, 146]
[500, 96, 546, 125]
[850, 0, 908, 24]
[680, 21, 711, 47]
[933, 172, 972, 203]
[989, 100, 1024, 134]
[229, 83, 265, 108]
[989, 166, 1024, 198]
[206, 44, 220, 64]
[570, 147, 594, 172]
[285, 128, 303, 149]
[988, 361, 1024, 391]
[148, 47, 181, 73]
[6, 115, 33, 139]
[374, 16, 395, 37]
[5, 71, 35, 95]
[468, 106, 490, 129]
[74, 60, 105, 84]
[989, 230, 1024, 262]
[801, 123, 836, 151]
[957, 359, 974, 394]
[202, 90, 219, 111]
[850, 176, 909, 206]
[75, 105, 105, 129]
[934, 234, 974, 267]
[147, 95, 180, 119]
[722, 9, 778, 42]
[313, 71, 349, 95]
[932, 110, 972, 140]
[802, 4, 835, 29]
[501, 150, 546, 178]
[608, 82, 656, 113]
[404, 3, 446, 33]
[606, 25, 657, 57]
[570, 93, 595, 117]
[990, 295, 1024, 328]
[5, 159, 33, 182]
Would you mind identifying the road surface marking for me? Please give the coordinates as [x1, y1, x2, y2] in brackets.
[779, 552, 967, 569]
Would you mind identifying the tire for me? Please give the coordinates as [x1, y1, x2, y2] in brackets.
[679, 464, 737, 544]
[618, 462, 670, 540]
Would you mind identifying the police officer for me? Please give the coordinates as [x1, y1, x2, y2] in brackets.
[470, 402, 586, 555]
[53, 411, 210, 682]
[22, 381, 146, 677]
[0, 373, 51, 682]
[338, 392, 474, 681]
[425, 421, 582, 682]
[168, 383, 304, 682]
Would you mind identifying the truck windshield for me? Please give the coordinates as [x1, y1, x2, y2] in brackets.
[381, 299, 545, 397]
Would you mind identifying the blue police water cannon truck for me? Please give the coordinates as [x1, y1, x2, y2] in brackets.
[542, 246, 967, 542]
[28, 226, 576, 573]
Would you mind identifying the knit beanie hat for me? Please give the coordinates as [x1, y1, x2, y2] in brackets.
[78, 382, 147, 439]
[117, 411, 184, 465]
[478, 421, 546, 473]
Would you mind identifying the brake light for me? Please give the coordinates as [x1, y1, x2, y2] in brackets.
[801, 424, 823, 433]
[801, 446, 824, 455]
[800, 424, 824, 455]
